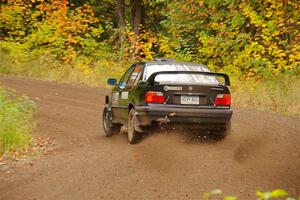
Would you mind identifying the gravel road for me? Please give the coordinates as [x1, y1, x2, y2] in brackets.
[0, 76, 299, 200]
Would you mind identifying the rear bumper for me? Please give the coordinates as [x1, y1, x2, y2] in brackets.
[134, 105, 232, 128]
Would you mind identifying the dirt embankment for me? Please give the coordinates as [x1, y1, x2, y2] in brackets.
[0, 75, 299, 200]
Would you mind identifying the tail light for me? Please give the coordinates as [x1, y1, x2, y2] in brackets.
[145, 91, 165, 103]
[215, 94, 231, 106]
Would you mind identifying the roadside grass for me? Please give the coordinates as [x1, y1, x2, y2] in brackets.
[0, 45, 126, 87]
[0, 54, 125, 87]
[0, 86, 36, 156]
[231, 76, 300, 117]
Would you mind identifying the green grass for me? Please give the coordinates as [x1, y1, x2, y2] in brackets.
[0, 86, 36, 155]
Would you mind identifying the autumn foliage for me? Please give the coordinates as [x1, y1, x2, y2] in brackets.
[164, 0, 300, 78]
[1, 0, 299, 79]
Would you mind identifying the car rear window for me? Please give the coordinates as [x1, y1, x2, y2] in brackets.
[143, 64, 219, 85]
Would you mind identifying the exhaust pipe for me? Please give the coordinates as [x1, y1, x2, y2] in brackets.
[157, 112, 176, 129]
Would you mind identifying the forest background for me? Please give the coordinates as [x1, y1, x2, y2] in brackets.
[0, 0, 299, 115]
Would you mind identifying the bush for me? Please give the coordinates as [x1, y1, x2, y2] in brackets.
[0, 86, 36, 155]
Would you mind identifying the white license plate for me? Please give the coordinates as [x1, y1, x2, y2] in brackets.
[181, 95, 199, 105]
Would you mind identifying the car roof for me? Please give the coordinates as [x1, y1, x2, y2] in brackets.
[143, 60, 209, 70]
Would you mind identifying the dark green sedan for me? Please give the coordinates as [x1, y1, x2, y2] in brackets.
[103, 58, 232, 144]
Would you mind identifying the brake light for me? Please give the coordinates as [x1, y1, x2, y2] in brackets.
[145, 91, 165, 103]
[215, 94, 231, 106]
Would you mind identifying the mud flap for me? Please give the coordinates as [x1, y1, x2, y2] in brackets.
[224, 120, 231, 135]
[133, 111, 144, 133]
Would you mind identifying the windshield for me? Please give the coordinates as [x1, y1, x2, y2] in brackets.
[143, 64, 219, 85]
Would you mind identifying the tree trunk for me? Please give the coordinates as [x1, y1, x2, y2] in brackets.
[117, 0, 125, 59]
[117, 0, 125, 30]
[131, 0, 143, 35]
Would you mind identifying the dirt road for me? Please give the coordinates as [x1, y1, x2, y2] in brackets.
[0, 76, 299, 200]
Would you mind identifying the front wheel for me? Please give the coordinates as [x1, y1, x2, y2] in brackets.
[127, 109, 141, 144]
[102, 106, 121, 137]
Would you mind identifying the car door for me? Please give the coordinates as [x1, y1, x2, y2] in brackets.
[118, 64, 143, 122]
[111, 65, 135, 124]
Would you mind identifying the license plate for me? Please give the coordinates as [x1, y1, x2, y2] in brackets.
[181, 95, 199, 105]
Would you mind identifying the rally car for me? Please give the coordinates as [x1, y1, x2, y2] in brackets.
[102, 58, 233, 144]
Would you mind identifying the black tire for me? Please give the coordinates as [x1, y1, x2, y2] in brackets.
[127, 109, 140, 144]
[102, 106, 121, 137]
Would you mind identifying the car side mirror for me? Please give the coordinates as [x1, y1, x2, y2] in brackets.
[107, 78, 117, 86]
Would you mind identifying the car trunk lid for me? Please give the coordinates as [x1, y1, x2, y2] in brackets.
[146, 71, 231, 108]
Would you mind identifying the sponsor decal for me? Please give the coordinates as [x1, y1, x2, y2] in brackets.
[164, 86, 182, 91]
[210, 87, 224, 91]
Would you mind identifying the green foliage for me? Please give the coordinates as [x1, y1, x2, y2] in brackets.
[0, 0, 130, 85]
[256, 189, 288, 200]
[203, 189, 223, 200]
[0, 0, 112, 69]
[1, 0, 299, 78]
[163, 0, 300, 78]
[0, 86, 36, 155]
[202, 189, 298, 200]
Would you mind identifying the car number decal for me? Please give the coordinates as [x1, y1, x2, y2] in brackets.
[112, 91, 119, 105]
[121, 92, 129, 99]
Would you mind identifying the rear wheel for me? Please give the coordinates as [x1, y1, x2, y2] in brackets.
[127, 109, 140, 144]
[102, 106, 121, 137]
